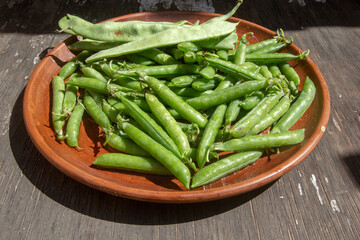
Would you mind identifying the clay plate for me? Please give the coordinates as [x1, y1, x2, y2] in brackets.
[23, 11, 330, 203]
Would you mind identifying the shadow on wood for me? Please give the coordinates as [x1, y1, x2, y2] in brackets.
[10, 88, 275, 224]
[340, 153, 360, 189]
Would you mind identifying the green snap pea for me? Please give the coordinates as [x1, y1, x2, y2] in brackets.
[245, 50, 309, 64]
[271, 77, 316, 133]
[81, 66, 108, 82]
[114, 64, 200, 77]
[191, 151, 263, 189]
[62, 84, 79, 115]
[240, 91, 264, 110]
[102, 99, 119, 123]
[65, 102, 84, 147]
[183, 51, 197, 64]
[168, 47, 184, 60]
[87, 90, 105, 108]
[93, 153, 171, 175]
[205, 56, 266, 81]
[248, 93, 291, 135]
[224, 99, 242, 134]
[216, 50, 228, 61]
[83, 91, 112, 131]
[214, 80, 233, 92]
[170, 87, 212, 98]
[196, 104, 227, 168]
[59, 60, 78, 79]
[171, 75, 200, 87]
[259, 65, 273, 79]
[126, 53, 155, 66]
[245, 30, 284, 54]
[186, 79, 268, 110]
[177, 42, 202, 52]
[122, 122, 191, 189]
[213, 129, 305, 151]
[198, 32, 238, 50]
[230, 92, 283, 138]
[138, 48, 178, 65]
[119, 96, 182, 158]
[192, 78, 216, 91]
[145, 93, 196, 170]
[251, 37, 293, 54]
[140, 75, 208, 128]
[51, 76, 67, 140]
[104, 132, 150, 157]
[199, 66, 216, 80]
[233, 32, 252, 65]
[279, 63, 301, 87]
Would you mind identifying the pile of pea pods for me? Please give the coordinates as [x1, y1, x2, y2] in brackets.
[51, 1, 316, 189]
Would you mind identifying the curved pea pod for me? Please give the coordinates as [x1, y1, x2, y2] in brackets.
[65, 103, 84, 147]
[93, 153, 171, 175]
[250, 36, 293, 54]
[62, 84, 79, 115]
[245, 50, 309, 64]
[104, 132, 150, 157]
[86, 20, 238, 62]
[183, 51, 197, 64]
[102, 99, 119, 123]
[216, 50, 228, 61]
[230, 92, 283, 138]
[51, 76, 67, 140]
[177, 42, 202, 52]
[140, 75, 208, 128]
[138, 48, 178, 65]
[205, 56, 266, 81]
[279, 63, 301, 87]
[145, 93, 196, 171]
[186, 79, 268, 110]
[81, 66, 108, 82]
[224, 99, 242, 135]
[122, 122, 191, 189]
[212, 129, 305, 151]
[248, 93, 291, 135]
[271, 77, 316, 133]
[192, 78, 216, 91]
[259, 65, 273, 79]
[198, 32, 238, 50]
[196, 104, 227, 169]
[171, 75, 200, 88]
[240, 91, 264, 111]
[245, 29, 284, 54]
[191, 151, 263, 189]
[83, 91, 112, 131]
[126, 53, 155, 66]
[59, 60, 78, 79]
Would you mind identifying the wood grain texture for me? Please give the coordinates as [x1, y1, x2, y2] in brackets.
[0, 0, 359, 239]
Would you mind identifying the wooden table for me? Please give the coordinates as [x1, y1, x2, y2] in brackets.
[1, 0, 359, 239]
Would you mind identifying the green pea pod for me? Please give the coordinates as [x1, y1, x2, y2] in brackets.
[59, 60, 78, 79]
[187, 80, 268, 110]
[259, 65, 273, 79]
[51, 76, 67, 140]
[171, 75, 200, 88]
[279, 63, 301, 87]
[105, 132, 150, 157]
[93, 153, 171, 175]
[192, 78, 216, 91]
[191, 151, 263, 189]
[145, 93, 196, 171]
[140, 75, 208, 128]
[83, 91, 112, 131]
[86, 20, 238, 62]
[122, 122, 191, 189]
[230, 92, 283, 138]
[126, 54, 155, 66]
[65, 102, 84, 147]
[168, 47, 184, 60]
[198, 32, 238, 50]
[248, 93, 291, 135]
[119, 96, 182, 159]
[102, 99, 119, 123]
[138, 48, 178, 65]
[81, 67, 108, 82]
[177, 42, 202, 52]
[245, 51, 309, 64]
[183, 51, 197, 64]
[213, 129, 305, 151]
[196, 104, 227, 169]
[62, 84, 79, 115]
[271, 77, 316, 133]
